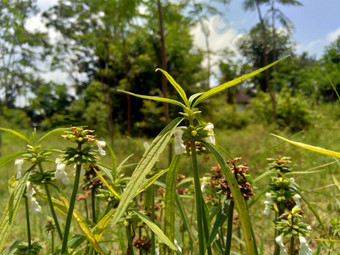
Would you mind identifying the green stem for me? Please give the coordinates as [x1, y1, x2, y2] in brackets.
[45, 183, 63, 240]
[38, 163, 63, 240]
[92, 189, 96, 223]
[61, 162, 82, 253]
[274, 212, 280, 255]
[51, 231, 54, 253]
[225, 200, 234, 255]
[126, 223, 134, 255]
[191, 139, 205, 255]
[24, 190, 32, 249]
[151, 185, 156, 255]
[201, 199, 212, 255]
[289, 237, 295, 255]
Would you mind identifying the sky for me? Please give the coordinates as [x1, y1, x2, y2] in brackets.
[29, 0, 340, 86]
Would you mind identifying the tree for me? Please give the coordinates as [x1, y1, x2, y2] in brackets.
[238, 24, 294, 91]
[0, 0, 47, 107]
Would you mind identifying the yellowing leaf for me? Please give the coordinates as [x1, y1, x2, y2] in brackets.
[272, 134, 340, 158]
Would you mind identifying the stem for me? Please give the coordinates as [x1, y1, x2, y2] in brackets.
[51, 231, 54, 253]
[225, 200, 234, 255]
[274, 212, 280, 255]
[45, 183, 63, 240]
[289, 237, 295, 255]
[84, 199, 89, 220]
[24, 190, 32, 249]
[92, 189, 96, 223]
[126, 223, 134, 255]
[191, 139, 205, 255]
[38, 163, 63, 240]
[201, 199, 212, 255]
[61, 162, 82, 253]
[151, 185, 156, 255]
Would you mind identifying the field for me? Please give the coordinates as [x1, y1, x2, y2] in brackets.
[0, 104, 339, 254]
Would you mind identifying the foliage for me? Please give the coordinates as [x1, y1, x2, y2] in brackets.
[248, 88, 311, 131]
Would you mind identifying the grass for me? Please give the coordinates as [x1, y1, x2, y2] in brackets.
[0, 110, 339, 254]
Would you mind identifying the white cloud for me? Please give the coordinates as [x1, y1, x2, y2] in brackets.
[191, 15, 245, 86]
[326, 27, 340, 42]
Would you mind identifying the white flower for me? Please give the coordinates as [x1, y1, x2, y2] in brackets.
[30, 197, 42, 213]
[263, 192, 273, 215]
[15, 159, 24, 179]
[55, 158, 69, 185]
[26, 182, 41, 213]
[174, 127, 186, 155]
[299, 236, 313, 255]
[293, 194, 301, 209]
[275, 235, 287, 255]
[201, 177, 209, 192]
[96, 140, 106, 156]
[203, 122, 215, 145]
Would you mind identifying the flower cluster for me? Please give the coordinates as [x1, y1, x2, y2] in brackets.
[174, 122, 215, 155]
[275, 207, 312, 255]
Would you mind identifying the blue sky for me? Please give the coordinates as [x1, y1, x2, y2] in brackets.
[217, 0, 340, 58]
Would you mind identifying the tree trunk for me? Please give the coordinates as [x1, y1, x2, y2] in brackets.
[157, 0, 172, 163]
[271, 0, 278, 123]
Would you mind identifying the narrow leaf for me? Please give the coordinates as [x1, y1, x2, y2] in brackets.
[333, 175, 340, 190]
[93, 210, 115, 241]
[156, 68, 189, 106]
[93, 167, 121, 199]
[164, 155, 182, 242]
[271, 134, 340, 158]
[188, 92, 204, 106]
[118, 90, 185, 108]
[175, 194, 194, 243]
[193, 56, 289, 107]
[106, 143, 117, 180]
[204, 142, 255, 255]
[207, 202, 229, 247]
[0, 128, 31, 145]
[94, 117, 183, 239]
[133, 210, 177, 251]
[117, 154, 134, 174]
[0, 169, 31, 251]
[38, 127, 71, 143]
[136, 169, 168, 196]
[0, 151, 26, 168]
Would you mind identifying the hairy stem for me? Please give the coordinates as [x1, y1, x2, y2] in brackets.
[61, 162, 82, 253]
[191, 139, 205, 255]
[24, 190, 32, 249]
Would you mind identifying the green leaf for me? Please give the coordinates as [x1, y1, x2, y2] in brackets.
[93, 167, 121, 199]
[1, 240, 20, 255]
[329, 79, 340, 100]
[188, 92, 204, 106]
[271, 134, 340, 158]
[207, 202, 230, 247]
[164, 155, 182, 243]
[332, 175, 340, 190]
[117, 153, 134, 174]
[0, 128, 31, 145]
[93, 210, 115, 242]
[94, 117, 183, 240]
[136, 169, 168, 196]
[106, 144, 117, 180]
[204, 142, 255, 255]
[0, 168, 31, 251]
[0, 151, 26, 168]
[118, 89, 185, 108]
[38, 127, 71, 143]
[193, 56, 289, 107]
[175, 194, 195, 243]
[156, 68, 189, 106]
[133, 210, 177, 251]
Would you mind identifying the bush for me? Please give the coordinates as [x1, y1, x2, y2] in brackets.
[249, 89, 311, 131]
[1, 107, 31, 129]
